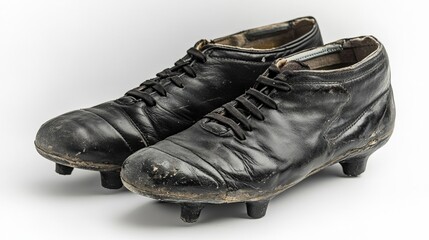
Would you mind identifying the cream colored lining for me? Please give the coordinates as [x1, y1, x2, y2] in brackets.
[213, 18, 315, 50]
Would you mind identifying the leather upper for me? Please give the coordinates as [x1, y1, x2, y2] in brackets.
[122, 36, 395, 203]
[35, 17, 323, 166]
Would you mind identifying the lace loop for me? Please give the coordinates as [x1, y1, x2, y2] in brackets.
[246, 89, 278, 109]
[224, 103, 252, 131]
[187, 47, 207, 63]
[124, 47, 206, 106]
[256, 75, 292, 91]
[125, 89, 156, 106]
[236, 96, 264, 120]
[204, 73, 292, 140]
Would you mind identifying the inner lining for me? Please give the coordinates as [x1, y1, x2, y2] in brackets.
[301, 37, 378, 70]
[213, 18, 315, 49]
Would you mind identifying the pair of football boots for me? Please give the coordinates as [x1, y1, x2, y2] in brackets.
[35, 16, 395, 223]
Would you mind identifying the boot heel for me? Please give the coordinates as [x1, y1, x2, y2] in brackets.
[339, 155, 369, 177]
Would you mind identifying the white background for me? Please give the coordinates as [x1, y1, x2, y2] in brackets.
[0, 0, 427, 239]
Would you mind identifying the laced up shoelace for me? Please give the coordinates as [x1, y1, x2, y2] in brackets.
[205, 66, 293, 140]
[125, 47, 207, 106]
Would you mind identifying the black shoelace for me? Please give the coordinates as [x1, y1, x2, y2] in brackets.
[125, 47, 207, 106]
[206, 66, 292, 140]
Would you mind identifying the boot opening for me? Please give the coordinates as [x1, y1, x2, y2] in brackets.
[306, 37, 379, 70]
[213, 17, 316, 50]
[277, 36, 380, 70]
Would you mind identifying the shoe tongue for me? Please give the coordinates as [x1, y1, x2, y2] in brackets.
[278, 60, 310, 72]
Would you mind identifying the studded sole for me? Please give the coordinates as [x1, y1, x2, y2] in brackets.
[35, 144, 123, 189]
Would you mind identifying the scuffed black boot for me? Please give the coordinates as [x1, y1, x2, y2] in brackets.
[35, 17, 323, 189]
[121, 36, 395, 221]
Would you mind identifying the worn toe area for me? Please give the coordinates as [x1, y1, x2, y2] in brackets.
[35, 109, 134, 166]
[121, 145, 226, 201]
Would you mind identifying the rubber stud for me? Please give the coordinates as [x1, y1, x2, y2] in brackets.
[55, 163, 73, 175]
[180, 203, 204, 223]
[246, 200, 270, 219]
[100, 171, 123, 189]
[340, 155, 369, 177]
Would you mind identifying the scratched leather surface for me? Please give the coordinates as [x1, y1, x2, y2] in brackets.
[35, 17, 323, 166]
[122, 36, 395, 201]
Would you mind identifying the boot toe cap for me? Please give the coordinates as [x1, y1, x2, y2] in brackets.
[35, 109, 133, 166]
[121, 146, 226, 201]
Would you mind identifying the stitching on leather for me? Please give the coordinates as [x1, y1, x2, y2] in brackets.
[292, 82, 342, 85]
[211, 57, 272, 64]
[80, 109, 134, 152]
[149, 145, 226, 186]
[291, 61, 386, 86]
[163, 139, 228, 185]
[329, 88, 390, 141]
[343, 62, 386, 84]
[342, 44, 379, 49]
[115, 107, 149, 147]
[296, 51, 385, 77]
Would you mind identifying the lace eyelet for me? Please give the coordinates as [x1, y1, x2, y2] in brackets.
[123, 47, 205, 106]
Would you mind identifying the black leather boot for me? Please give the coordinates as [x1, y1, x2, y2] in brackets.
[121, 36, 395, 222]
[35, 17, 323, 189]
